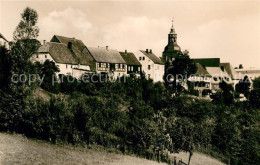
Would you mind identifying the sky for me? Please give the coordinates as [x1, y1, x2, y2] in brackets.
[0, 0, 259, 68]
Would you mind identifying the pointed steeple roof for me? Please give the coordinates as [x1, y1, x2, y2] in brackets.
[170, 18, 176, 34]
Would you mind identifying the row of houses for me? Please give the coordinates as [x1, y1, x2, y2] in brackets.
[31, 35, 165, 81]
[1, 21, 259, 94]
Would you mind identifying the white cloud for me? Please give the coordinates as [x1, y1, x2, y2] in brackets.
[102, 16, 170, 56]
[38, 7, 93, 41]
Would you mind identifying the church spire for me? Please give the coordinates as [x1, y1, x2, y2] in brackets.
[170, 17, 175, 34]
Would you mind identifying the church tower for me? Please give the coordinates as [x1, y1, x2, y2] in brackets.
[162, 19, 181, 63]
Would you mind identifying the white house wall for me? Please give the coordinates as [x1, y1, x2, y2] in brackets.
[134, 51, 164, 82]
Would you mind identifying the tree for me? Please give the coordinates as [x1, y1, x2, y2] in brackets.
[11, 7, 40, 75]
[212, 81, 234, 105]
[165, 52, 197, 92]
[253, 76, 260, 89]
[0, 46, 12, 90]
[235, 76, 251, 98]
[13, 7, 39, 41]
[169, 117, 205, 165]
[40, 60, 60, 93]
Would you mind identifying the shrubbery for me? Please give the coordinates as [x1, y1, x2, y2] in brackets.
[1, 76, 259, 164]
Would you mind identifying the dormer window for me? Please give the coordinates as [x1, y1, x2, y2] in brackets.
[139, 57, 142, 61]
[143, 57, 145, 60]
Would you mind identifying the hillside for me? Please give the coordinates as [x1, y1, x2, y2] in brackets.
[0, 133, 224, 165]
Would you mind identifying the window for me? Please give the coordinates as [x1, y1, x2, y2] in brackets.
[115, 64, 118, 69]
[131, 66, 133, 71]
[139, 57, 142, 61]
[122, 64, 125, 69]
[66, 64, 68, 69]
[148, 65, 151, 70]
[128, 66, 130, 71]
[71, 65, 72, 68]
[99, 63, 101, 67]
[148, 74, 150, 79]
[138, 67, 140, 71]
[143, 57, 145, 60]
[36, 54, 39, 58]
[45, 55, 47, 58]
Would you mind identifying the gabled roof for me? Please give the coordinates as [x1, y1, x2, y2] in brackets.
[50, 35, 95, 70]
[119, 52, 141, 66]
[88, 47, 126, 64]
[220, 63, 242, 80]
[0, 33, 8, 42]
[195, 63, 210, 76]
[206, 67, 230, 77]
[140, 50, 164, 65]
[192, 58, 220, 67]
[38, 42, 77, 64]
[205, 67, 233, 84]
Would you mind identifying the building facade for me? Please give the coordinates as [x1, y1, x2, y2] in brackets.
[119, 50, 142, 77]
[135, 49, 164, 82]
[87, 46, 127, 79]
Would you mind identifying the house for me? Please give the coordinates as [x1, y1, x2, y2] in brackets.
[235, 68, 260, 80]
[188, 63, 212, 94]
[87, 46, 127, 79]
[119, 50, 142, 77]
[220, 63, 245, 88]
[192, 58, 234, 91]
[135, 49, 165, 82]
[32, 35, 94, 79]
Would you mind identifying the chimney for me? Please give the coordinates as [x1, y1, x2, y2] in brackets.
[68, 42, 72, 50]
[146, 49, 149, 53]
[150, 49, 152, 53]
[106, 46, 109, 50]
[125, 49, 127, 54]
[43, 40, 46, 45]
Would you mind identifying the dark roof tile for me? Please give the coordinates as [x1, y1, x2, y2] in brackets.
[38, 42, 77, 64]
[88, 47, 126, 64]
[119, 52, 141, 66]
[51, 35, 96, 71]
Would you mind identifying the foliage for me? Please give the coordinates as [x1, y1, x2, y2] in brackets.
[164, 52, 197, 90]
[40, 60, 60, 93]
[13, 7, 39, 41]
[0, 46, 12, 90]
[253, 76, 260, 89]
[1, 6, 259, 165]
[235, 76, 251, 97]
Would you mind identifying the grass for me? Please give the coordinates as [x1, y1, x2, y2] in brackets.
[0, 132, 166, 165]
[0, 133, 225, 165]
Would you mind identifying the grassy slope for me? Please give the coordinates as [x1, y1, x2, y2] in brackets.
[0, 133, 224, 165]
[0, 133, 165, 165]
